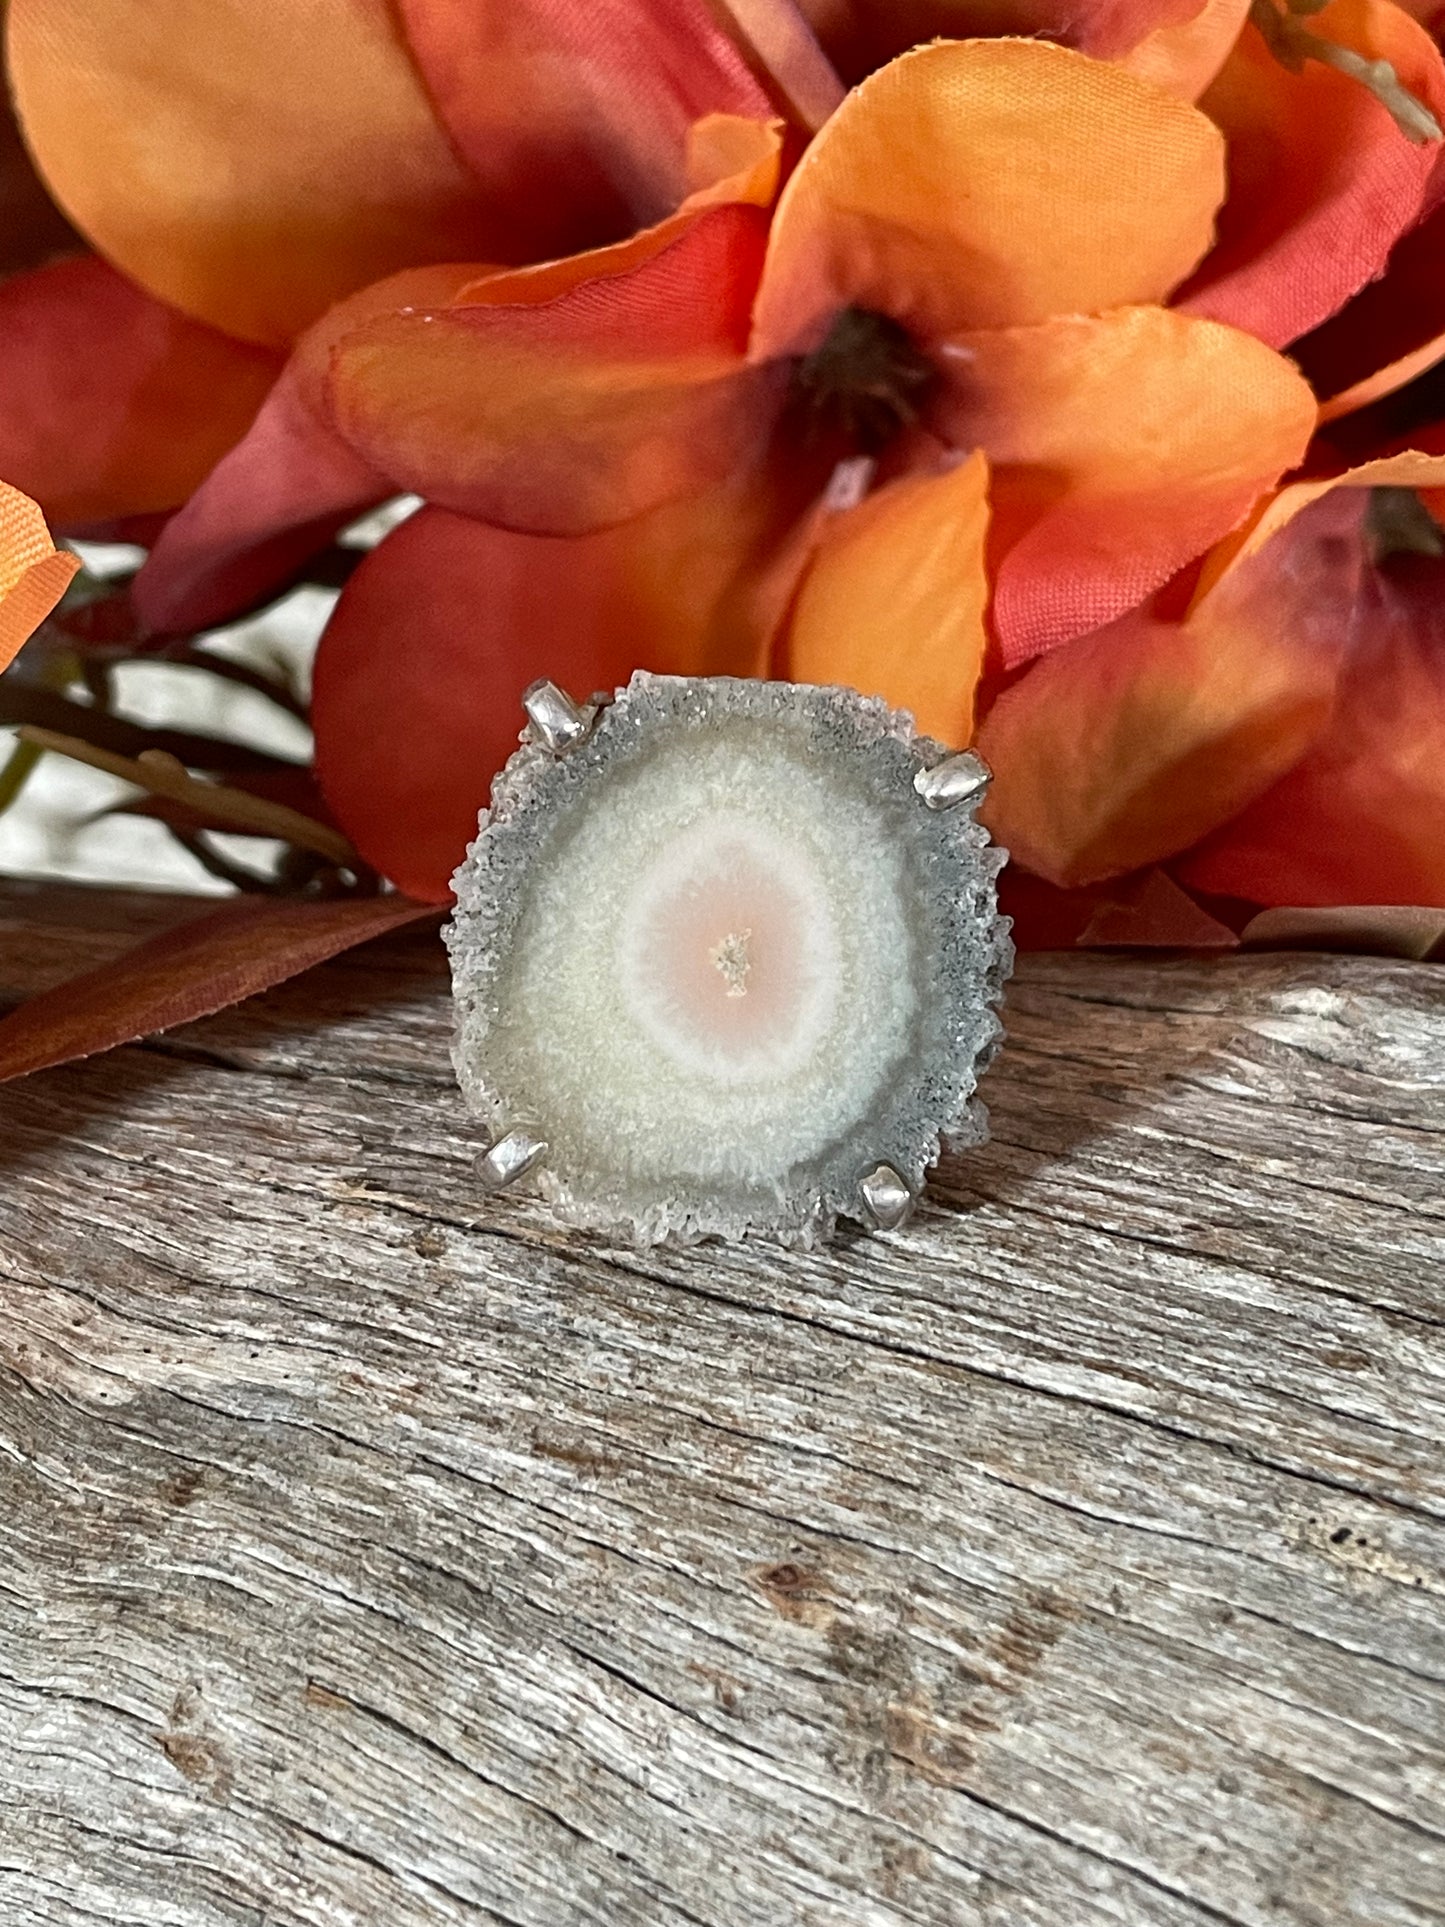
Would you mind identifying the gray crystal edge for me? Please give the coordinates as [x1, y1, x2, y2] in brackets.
[446, 671, 1014, 1247]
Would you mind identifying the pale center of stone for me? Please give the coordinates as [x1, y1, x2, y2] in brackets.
[617, 810, 841, 1085]
[709, 929, 752, 997]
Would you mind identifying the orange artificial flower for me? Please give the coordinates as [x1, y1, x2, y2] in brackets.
[981, 450, 1445, 911]
[141, 34, 1339, 899]
[3, 0, 1445, 979]
[0, 0, 777, 530]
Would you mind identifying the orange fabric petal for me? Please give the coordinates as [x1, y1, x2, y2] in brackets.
[135, 128, 783, 628]
[328, 206, 781, 534]
[0, 255, 281, 531]
[684, 115, 787, 206]
[977, 489, 1367, 885]
[314, 480, 816, 899]
[0, 62, 76, 275]
[785, 452, 990, 745]
[135, 120, 784, 629]
[1176, 0, 1445, 348]
[332, 343, 781, 536]
[1317, 336, 1445, 426]
[1119, 0, 1252, 98]
[6, 0, 500, 346]
[932, 305, 1317, 663]
[132, 265, 490, 636]
[0, 483, 79, 672]
[750, 38, 1225, 356]
[1197, 448, 1445, 585]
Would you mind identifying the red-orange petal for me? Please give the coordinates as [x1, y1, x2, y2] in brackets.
[795, 0, 1218, 84]
[6, 0, 502, 346]
[1181, 564, 1445, 905]
[446, 116, 784, 312]
[0, 482, 80, 672]
[750, 38, 1225, 356]
[0, 255, 281, 531]
[785, 452, 991, 745]
[977, 489, 1366, 885]
[1176, 0, 1445, 348]
[932, 304, 1317, 663]
[132, 265, 492, 637]
[314, 480, 813, 900]
[1179, 458, 1445, 906]
[328, 206, 781, 535]
[130, 375, 386, 639]
[136, 124, 786, 631]
[395, 0, 773, 237]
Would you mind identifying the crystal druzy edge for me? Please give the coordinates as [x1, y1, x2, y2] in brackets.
[446, 672, 1013, 1246]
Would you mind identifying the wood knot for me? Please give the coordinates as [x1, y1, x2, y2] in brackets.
[751, 1560, 835, 1628]
[758, 1561, 813, 1594]
[155, 1683, 233, 1802]
[158, 1465, 204, 1508]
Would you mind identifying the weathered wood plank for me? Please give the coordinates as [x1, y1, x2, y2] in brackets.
[1, 881, 1442, 1927]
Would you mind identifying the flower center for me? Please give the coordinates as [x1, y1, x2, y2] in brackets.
[792, 306, 936, 455]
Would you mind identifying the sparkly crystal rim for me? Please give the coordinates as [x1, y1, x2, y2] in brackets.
[446, 673, 1013, 1245]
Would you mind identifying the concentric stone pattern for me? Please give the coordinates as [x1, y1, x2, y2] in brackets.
[446, 674, 1013, 1245]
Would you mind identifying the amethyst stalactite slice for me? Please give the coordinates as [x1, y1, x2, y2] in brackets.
[446, 672, 1013, 1245]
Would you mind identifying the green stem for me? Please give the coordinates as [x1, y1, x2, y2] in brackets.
[1250, 0, 1443, 143]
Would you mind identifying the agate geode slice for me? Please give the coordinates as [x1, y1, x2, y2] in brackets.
[446, 672, 1012, 1245]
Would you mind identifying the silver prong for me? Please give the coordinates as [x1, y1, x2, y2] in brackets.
[523, 679, 597, 753]
[859, 1163, 915, 1231]
[476, 1129, 548, 1194]
[914, 750, 990, 810]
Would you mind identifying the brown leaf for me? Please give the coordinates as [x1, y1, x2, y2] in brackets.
[0, 894, 438, 1083]
[1240, 904, 1445, 961]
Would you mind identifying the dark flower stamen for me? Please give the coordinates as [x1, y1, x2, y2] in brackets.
[792, 306, 937, 455]
[1365, 486, 1445, 566]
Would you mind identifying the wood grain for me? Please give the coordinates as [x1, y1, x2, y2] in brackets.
[1, 880, 1442, 1927]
